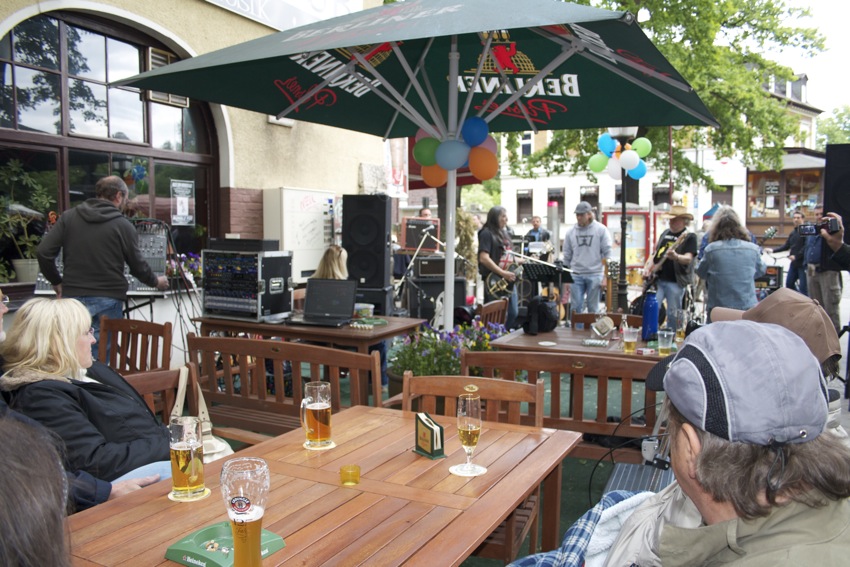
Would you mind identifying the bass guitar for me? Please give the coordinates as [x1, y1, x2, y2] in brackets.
[486, 263, 523, 299]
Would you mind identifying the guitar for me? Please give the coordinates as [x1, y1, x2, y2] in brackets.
[643, 231, 691, 292]
[540, 281, 566, 320]
[756, 226, 777, 246]
[486, 263, 523, 298]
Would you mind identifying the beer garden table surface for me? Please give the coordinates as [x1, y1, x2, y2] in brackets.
[192, 315, 426, 355]
[491, 325, 665, 359]
[67, 405, 580, 566]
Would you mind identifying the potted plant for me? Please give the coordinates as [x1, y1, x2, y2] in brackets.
[388, 319, 507, 396]
[0, 159, 55, 282]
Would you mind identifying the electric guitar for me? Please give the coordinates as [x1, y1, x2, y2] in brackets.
[643, 231, 691, 292]
[486, 263, 523, 298]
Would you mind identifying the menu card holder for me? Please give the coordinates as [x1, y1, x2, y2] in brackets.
[414, 412, 445, 459]
[165, 522, 285, 567]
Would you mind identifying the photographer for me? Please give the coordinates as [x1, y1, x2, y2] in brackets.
[821, 212, 850, 270]
[804, 213, 843, 331]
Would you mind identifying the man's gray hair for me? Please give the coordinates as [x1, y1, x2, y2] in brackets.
[95, 175, 129, 200]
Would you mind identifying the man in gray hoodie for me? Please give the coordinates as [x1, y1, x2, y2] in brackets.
[37, 176, 168, 350]
[562, 201, 612, 315]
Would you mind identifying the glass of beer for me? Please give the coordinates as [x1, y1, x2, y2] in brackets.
[221, 457, 269, 567]
[300, 381, 332, 449]
[623, 326, 640, 354]
[449, 387, 487, 477]
[169, 416, 205, 501]
[658, 328, 675, 356]
[675, 312, 687, 343]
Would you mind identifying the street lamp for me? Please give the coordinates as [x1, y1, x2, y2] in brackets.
[608, 126, 639, 313]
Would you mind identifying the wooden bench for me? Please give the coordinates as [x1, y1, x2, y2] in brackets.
[461, 349, 659, 462]
[187, 334, 383, 445]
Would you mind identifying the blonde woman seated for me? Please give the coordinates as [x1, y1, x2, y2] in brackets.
[0, 298, 171, 482]
[313, 245, 389, 392]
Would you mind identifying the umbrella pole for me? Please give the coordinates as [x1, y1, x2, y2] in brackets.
[442, 35, 460, 330]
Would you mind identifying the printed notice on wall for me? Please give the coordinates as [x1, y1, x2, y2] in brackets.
[171, 179, 195, 226]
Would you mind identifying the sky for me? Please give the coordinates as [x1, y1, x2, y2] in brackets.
[775, 0, 849, 114]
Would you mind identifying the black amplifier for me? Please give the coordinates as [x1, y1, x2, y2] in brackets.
[201, 249, 292, 321]
[755, 265, 783, 302]
[414, 256, 465, 278]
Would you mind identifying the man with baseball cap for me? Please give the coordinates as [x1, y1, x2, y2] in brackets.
[605, 320, 850, 566]
[643, 204, 697, 329]
[562, 201, 612, 315]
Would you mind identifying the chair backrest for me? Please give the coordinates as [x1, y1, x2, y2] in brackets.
[461, 349, 658, 439]
[187, 334, 383, 435]
[122, 367, 196, 423]
[475, 298, 509, 326]
[401, 371, 544, 426]
[570, 312, 642, 328]
[98, 317, 172, 375]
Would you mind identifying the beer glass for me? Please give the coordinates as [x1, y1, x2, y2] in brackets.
[449, 390, 487, 477]
[169, 416, 205, 501]
[221, 457, 270, 567]
[300, 381, 332, 449]
[658, 328, 675, 356]
[623, 326, 640, 354]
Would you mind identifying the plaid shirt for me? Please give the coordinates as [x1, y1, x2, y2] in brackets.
[509, 490, 643, 567]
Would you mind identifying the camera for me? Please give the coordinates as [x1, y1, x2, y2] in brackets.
[799, 217, 840, 236]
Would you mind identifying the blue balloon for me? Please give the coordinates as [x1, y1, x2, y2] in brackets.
[435, 139, 471, 171]
[627, 159, 647, 180]
[461, 117, 489, 147]
[597, 133, 617, 157]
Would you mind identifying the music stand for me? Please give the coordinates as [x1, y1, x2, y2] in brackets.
[522, 262, 573, 285]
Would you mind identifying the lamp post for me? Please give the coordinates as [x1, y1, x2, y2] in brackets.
[608, 126, 639, 313]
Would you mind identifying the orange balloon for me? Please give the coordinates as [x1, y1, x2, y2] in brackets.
[468, 147, 499, 181]
[421, 164, 448, 187]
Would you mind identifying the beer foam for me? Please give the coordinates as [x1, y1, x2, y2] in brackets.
[227, 506, 264, 523]
[305, 402, 330, 410]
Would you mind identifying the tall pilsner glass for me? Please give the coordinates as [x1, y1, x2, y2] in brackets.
[220, 457, 270, 567]
[449, 390, 487, 477]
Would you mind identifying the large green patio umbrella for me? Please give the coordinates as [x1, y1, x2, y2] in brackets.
[119, 0, 717, 328]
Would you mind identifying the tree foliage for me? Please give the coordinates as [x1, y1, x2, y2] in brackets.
[816, 106, 850, 150]
[506, 0, 824, 189]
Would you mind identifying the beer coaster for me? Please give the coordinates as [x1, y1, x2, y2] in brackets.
[538, 341, 557, 347]
[303, 441, 336, 451]
[168, 487, 212, 502]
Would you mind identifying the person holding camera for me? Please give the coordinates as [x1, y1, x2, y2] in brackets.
[766, 210, 807, 295]
[821, 212, 850, 270]
[804, 213, 843, 331]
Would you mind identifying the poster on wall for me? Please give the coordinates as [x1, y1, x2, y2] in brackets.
[171, 179, 195, 226]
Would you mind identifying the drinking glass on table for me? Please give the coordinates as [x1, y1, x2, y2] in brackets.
[623, 327, 640, 354]
[221, 457, 270, 567]
[300, 381, 332, 449]
[658, 328, 675, 356]
[169, 416, 205, 501]
[449, 387, 487, 477]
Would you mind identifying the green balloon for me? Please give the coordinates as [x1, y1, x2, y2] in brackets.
[413, 137, 440, 166]
[588, 152, 608, 173]
[632, 137, 652, 158]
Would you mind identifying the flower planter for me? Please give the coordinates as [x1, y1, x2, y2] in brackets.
[12, 258, 39, 283]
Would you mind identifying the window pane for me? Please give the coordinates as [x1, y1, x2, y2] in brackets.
[183, 105, 210, 154]
[68, 150, 109, 207]
[67, 27, 106, 81]
[107, 38, 140, 82]
[113, 155, 150, 216]
[69, 79, 107, 137]
[154, 163, 208, 254]
[109, 87, 144, 142]
[16, 67, 61, 135]
[151, 103, 183, 151]
[13, 15, 59, 71]
[0, 63, 12, 128]
[0, 31, 11, 60]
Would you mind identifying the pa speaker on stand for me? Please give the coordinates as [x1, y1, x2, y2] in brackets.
[342, 195, 392, 289]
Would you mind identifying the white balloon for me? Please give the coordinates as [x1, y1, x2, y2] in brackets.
[607, 157, 622, 180]
[620, 149, 640, 171]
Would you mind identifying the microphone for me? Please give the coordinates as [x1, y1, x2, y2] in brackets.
[422, 225, 435, 233]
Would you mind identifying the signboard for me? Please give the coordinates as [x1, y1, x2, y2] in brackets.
[171, 179, 195, 226]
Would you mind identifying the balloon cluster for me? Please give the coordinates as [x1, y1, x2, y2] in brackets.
[412, 117, 499, 187]
[587, 133, 652, 181]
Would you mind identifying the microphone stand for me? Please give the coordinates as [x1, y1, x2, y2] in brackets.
[396, 228, 434, 318]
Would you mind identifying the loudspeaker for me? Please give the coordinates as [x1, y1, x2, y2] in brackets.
[824, 144, 850, 245]
[354, 286, 394, 316]
[406, 277, 466, 320]
[342, 195, 392, 288]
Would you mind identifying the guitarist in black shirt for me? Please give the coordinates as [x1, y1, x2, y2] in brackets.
[478, 206, 518, 329]
[644, 205, 698, 327]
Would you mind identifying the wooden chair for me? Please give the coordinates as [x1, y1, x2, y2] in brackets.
[122, 367, 197, 423]
[98, 317, 172, 376]
[401, 371, 545, 564]
[187, 334, 383, 446]
[570, 312, 642, 329]
[461, 349, 659, 462]
[475, 298, 509, 326]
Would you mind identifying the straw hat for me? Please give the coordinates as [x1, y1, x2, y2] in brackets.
[662, 205, 693, 221]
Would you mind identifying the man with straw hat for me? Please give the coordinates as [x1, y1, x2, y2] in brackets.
[643, 204, 697, 328]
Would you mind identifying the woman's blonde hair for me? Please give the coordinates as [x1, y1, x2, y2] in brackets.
[312, 245, 348, 280]
[0, 297, 92, 377]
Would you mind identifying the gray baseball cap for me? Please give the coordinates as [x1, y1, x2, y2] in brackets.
[574, 201, 592, 214]
[646, 320, 828, 446]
